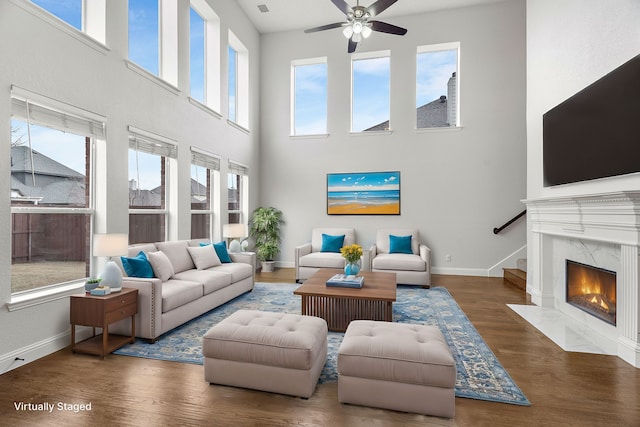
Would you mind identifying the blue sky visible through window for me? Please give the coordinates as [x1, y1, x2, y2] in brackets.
[417, 49, 457, 107]
[32, 0, 82, 30]
[128, 0, 159, 76]
[190, 7, 205, 103]
[228, 46, 237, 122]
[129, 149, 162, 195]
[294, 63, 327, 135]
[352, 56, 390, 132]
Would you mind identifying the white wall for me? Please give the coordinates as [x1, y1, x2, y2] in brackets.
[526, 0, 640, 287]
[0, 0, 260, 372]
[259, 0, 527, 275]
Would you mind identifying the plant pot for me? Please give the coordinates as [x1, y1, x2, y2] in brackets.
[261, 261, 275, 273]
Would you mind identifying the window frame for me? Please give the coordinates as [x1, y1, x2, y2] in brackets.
[228, 30, 249, 130]
[189, 0, 221, 113]
[190, 148, 220, 240]
[290, 57, 328, 137]
[350, 50, 391, 133]
[416, 42, 461, 130]
[227, 161, 248, 225]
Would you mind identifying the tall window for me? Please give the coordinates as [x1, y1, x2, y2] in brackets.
[10, 89, 104, 294]
[189, 7, 205, 103]
[228, 30, 249, 129]
[191, 149, 220, 239]
[128, 127, 177, 244]
[29, 0, 106, 43]
[351, 51, 391, 132]
[227, 161, 248, 224]
[128, 0, 160, 76]
[416, 42, 460, 128]
[190, 0, 221, 111]
[291, 57, 328, 136]
[31, 0, 82, 29]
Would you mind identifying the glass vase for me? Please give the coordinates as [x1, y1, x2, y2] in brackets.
[344, 262, 360, 276]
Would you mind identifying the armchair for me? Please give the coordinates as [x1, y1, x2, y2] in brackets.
[370, 228, 431, 287]
[295, 227, 367, 282]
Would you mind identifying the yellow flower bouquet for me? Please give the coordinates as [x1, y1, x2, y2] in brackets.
[340, 244, 363, 264]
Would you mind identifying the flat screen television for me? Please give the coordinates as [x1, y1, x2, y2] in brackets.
[543, 54, 640, 186]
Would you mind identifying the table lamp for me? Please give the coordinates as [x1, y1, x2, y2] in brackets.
[223, 223, 247, 253]
[93, 233, 128, 292]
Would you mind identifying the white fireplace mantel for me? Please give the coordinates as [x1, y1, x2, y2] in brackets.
[525, 191, 640, 368]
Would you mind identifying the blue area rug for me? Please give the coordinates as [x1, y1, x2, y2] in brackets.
[114, 283, 530, 406]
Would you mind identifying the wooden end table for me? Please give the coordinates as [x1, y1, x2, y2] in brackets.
[70, 287, 138, 358]
[294, 269, 396, 332]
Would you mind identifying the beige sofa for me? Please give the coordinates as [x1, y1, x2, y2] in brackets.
[370, 228, 431, 287]
[111, 239, 255, 341]
[295, 227, 367, 282]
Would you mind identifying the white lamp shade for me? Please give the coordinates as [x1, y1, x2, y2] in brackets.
[223, 223, 247, 239]
[93, 233, 128, 257]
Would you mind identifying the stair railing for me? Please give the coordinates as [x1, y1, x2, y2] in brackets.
[493, 209, 526, 235]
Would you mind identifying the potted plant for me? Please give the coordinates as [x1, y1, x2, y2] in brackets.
[249, 206, 285, 272]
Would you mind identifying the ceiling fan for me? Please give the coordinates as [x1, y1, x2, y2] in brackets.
[304, 0, 408, 53]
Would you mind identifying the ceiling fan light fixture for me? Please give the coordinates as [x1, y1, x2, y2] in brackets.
[362, 25, 372, 38]
[352, 21, 363, 34]
[352, 32, 362, 43]
[343, 25, 354, 38]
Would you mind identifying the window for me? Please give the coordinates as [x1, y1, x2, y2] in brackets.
[291, 57, 328, 136]
[228, 30, 249, 129]
[191, 149, 220, 239]
[227, 161, 248, 224]
[128, 127, 177, 244]
[190, 0, 221, 111]
[189, 7, 206, 103]
[351, 51, 391, 132]
[128, 0, 159, 76]
[416, 42, 460, 128]
[10, 88, 105, 294]
[31, 0, 82, 30]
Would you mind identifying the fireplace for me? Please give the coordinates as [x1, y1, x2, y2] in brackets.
[566, 260, 617, 326]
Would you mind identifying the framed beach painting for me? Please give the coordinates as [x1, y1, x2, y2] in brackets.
[327, 171, 400, 215]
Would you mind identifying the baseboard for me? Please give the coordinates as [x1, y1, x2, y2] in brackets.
[0, 327, 95, 374]
[431, 266, 490, 276]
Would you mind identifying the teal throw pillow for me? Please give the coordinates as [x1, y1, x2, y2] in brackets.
[121, 251, 154, 278]
[321, 234, 345, 253]
[389, 235, 413, 254]
[200, 241, 233, 263]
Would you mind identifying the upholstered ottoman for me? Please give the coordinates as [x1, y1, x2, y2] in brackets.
[203, 309, 328, 398]
[337, 320, 456, 418]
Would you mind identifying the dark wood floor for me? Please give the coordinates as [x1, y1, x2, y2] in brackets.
[2, 270, 639, 426]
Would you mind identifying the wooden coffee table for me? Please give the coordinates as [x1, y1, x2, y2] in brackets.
[294, 269, 396, 332]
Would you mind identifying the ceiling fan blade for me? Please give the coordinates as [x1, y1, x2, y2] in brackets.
[331, 0, 353, 16]
[370, 20, 408, 36]
[367, 0, 399, 17]
[348, 38, 358, 53]
[304, 22, 345, 33]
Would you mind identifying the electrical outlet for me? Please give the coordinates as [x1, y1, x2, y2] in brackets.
[445, 254, 452, 262]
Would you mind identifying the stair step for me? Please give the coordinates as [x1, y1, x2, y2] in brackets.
[503, 268, 526, 291]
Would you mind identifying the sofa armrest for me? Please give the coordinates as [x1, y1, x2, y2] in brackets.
[369, 244, 378, 258]
[419, 244, 431, 273]
[295, 243, 312, 271]
[230, 252, 257, 280]
[113, 277, 163, 341]
[361, 246, 372, 271]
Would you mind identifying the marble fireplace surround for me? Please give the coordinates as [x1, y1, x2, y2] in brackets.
[525, 191, 640, 368]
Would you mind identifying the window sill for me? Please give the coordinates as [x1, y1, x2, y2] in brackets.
[125, 60, 180, 95]
[10, 0, 109, 55]
[7, 281, 85, 312]
[227, 120, 250, 134]
[349, 129, 394, 137]
[289, 133, 330, 140]
[415, 126, 463, 134]
[188, 97, 222, 119]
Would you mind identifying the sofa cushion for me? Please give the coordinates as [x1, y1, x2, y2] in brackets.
[372, 253, 426, 272]
[389, 235, 413, 254]
[120, 251, 154, 278]
[208, 262, 253, 282]
[321, 234, 345, 253]
[156, 241, 195, 274]
[173, 270, 232, 294]
[187, 245, 222, 270]
[161, 280, 204, 312]
[200, 241, 233, 263]
[299, 252, 345, 269]
[148, 250, 175, 281]
[127, 243, 158, 258]
[376, 229, 420, 254]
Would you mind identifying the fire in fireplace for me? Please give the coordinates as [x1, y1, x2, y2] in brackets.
[565, 260, 616, 326]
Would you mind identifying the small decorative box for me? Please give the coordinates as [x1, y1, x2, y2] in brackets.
[90, 286, 111, 296]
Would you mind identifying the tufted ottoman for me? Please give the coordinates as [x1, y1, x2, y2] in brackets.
[337, 320, 456, 418]
[203, 309, 328, 398]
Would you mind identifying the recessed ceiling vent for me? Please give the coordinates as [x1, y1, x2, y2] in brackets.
[257, 4, 269, 13]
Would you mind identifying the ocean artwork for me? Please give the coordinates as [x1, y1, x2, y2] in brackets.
[327, 171, 400, 215]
